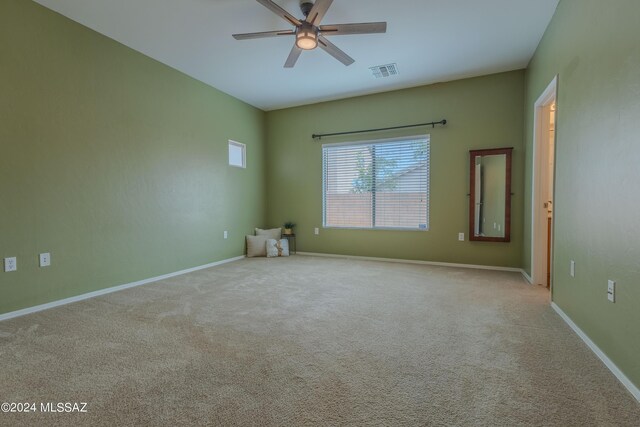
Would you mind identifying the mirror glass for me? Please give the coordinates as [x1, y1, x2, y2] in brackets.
[469, 148, 513, 242]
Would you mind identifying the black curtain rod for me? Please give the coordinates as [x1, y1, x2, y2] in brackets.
[312, 119, 447, 140]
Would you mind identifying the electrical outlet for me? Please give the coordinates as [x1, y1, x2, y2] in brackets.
[39, 253, 51, 267]
[4, 257, 17, 272]
[223, 231, 228, 239]
[458, 232, 465, 241]
[570, 260, 575, 277]
[607, 280, 615, 303]
[314, 227, 319, 235]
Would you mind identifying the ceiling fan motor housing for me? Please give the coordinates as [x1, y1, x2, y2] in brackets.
[300, 1, 314, 17]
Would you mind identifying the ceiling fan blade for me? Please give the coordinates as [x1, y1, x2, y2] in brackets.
[284, 44, 303, 68]
[233, 29, 295, 40]
[317, 35, 354, 66]
[319, 22, 387, 36]
[305, 0, 333, 26]
[256, 0, 301, 27]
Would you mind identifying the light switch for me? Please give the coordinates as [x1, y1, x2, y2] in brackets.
[607, 280, 615, 303]
[570, 260, 575, 277]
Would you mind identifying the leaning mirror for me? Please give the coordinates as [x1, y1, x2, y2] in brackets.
[469, 147, 513, 242]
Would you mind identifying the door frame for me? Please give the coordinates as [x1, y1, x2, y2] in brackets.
[531, 76, 558, 288]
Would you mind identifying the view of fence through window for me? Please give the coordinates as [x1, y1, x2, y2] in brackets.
[322, 136, 430, 230]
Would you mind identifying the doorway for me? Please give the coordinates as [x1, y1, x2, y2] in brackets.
[532, 76, 557, 290]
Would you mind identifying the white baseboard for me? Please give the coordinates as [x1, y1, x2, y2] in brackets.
[0, 255, 245, 322]
[296, 251, 524, 273]
[521, 270, 533, 284]
[551, 302, 640, 402]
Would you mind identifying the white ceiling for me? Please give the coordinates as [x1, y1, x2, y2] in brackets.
[33, 0, 559, 111]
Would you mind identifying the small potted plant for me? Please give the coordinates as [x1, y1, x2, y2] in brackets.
[283, 221, 295, 235]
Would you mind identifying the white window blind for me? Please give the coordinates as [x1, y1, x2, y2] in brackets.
[322, 136, 430, 230]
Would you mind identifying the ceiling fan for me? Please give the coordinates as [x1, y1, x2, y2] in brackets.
[233, 0, 387, 68]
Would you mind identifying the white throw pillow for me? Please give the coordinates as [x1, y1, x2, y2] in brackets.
[266, 239, 290, 257]
[256, 227, 282, 240]
[256, 228, 282, 240]
[246, 235, 268, 257]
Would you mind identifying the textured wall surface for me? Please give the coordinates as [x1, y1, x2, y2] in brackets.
[523, 0, 640, 389]
[0, 0, 266, 314]
[266, 71, 525, 267]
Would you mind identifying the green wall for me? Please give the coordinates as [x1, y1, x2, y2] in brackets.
[523, 0, 640, 388]
[266, 71, 525, 267]
[0, 0, 266, 314]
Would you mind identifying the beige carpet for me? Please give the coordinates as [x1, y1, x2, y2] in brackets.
[0, 255, 638, 426]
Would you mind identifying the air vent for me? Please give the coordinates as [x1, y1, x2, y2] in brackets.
[369, 63, 398, 78]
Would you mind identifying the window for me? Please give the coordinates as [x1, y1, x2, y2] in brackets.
[323, 136, 430, 230]
[228, 140, 246, 168]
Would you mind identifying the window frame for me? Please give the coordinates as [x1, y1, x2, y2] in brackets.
[228, 140, 246, 168]
[322, 134, 430, 231]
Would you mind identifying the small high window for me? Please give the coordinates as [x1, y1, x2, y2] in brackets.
[228, 140, 246, 168]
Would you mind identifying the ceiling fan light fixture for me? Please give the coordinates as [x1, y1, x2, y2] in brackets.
[234, 0, 387, 68]
[296, 27, 318, 50]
